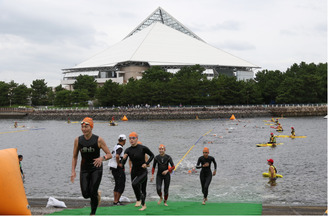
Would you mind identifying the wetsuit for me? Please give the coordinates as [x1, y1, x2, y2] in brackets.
[152, 154, 175, 201]
[78, 134, 102, 215]
[122, 144, 154, 206]
[196, 156, 217, 199]
[109, 143, 125, 194]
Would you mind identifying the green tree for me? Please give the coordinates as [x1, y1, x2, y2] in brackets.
[0, 81, 10, 106]
[277, 62, 328, 103]
[31, 79, 49, 106]
[8, 81, 18, 107]
[55, 84, 66, 92]
[121, 78, 141, 106]
[11, 84, 29, 105]
[170, 65, 206, 105]
[240, 79, 263, 104]
[73, 75, 97, 99]
[139, 67, 173, 106]
[71, 89, 89, 106]
[47, 87, 55, 106]
[97, 80, 123, 106]
[255, 70, 284, 104]
[54, 90, 71, 107]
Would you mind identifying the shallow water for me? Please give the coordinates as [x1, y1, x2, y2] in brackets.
[0, 117, 327, 205]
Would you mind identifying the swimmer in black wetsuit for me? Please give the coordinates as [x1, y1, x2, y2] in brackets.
[196, 147, 217, 205]
[150, 144, 175, 206]
[121, 132, 154, 211]
[71, 117, 112, 215]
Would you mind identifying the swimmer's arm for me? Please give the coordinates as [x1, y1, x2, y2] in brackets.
[212, 157, 217, 176]
[195, 157, 202, 169]
[269, 166, 274, 179]
[121, 153, 129, 166]
[144, 147, 154, 165]
[150, 159, 157, 182]
[168, 157, 175, 173]
[71, 137, 79, 183]
[98, 137, 112, 160]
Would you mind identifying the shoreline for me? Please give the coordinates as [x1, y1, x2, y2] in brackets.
[1, 105, 327, 120]
[27, 198, 327, 215]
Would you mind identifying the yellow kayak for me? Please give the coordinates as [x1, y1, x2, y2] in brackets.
[263, 172, 283, 178]
[256, 143, 283, 147]
[275, 135, 307, 138]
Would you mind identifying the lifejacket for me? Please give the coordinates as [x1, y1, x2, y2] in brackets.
[269, 165, 277, 178]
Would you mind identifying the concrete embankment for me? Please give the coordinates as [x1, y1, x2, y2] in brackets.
[4, 105, 326, 120]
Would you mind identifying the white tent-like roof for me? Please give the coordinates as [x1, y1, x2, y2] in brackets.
[69, 22, 258, 70]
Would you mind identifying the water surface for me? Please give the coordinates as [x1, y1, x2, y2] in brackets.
[0, 117, 326, 205]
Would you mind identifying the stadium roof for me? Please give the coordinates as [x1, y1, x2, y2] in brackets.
[65, 7, 259, 71]
[124, 7, 204, 42]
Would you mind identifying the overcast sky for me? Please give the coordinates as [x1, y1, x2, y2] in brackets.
[0, 0, 327, 87]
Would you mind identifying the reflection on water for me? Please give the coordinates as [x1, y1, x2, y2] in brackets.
[0, 117, 327, 205]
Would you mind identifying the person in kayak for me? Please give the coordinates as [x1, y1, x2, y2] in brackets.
[268, 133, 277, 146]
[150, 144, 175, 206]
[291, 127, 295, 136]
[71, 117, 112, 216]
[267, 159, 277, 186]
[196, 147, 217, 205]
[276, 124, 283, 132]
[121, 132, 154, 211]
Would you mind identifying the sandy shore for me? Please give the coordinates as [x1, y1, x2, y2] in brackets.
[28, 198, 327, 215]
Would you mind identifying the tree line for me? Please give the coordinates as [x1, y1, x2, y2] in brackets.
[0, 62, 327, 107]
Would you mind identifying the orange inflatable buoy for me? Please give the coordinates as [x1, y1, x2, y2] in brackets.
[0, 148, 31, 215]
[230, 114, 236, 120]
[122, 115, 128, 121]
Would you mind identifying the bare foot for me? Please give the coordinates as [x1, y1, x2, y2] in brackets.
[202, 198, 206, 205]
[205, 198, 208, 201]
[139, 205, 147, 211]
[157, 197, 163, 205]
[164, 201, 168, 206]
[135, 201, 141, 207]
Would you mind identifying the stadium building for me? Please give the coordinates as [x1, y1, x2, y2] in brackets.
[61, 7, 259, 90]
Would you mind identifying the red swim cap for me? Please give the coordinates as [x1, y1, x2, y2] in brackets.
[267, 159, 274, 163]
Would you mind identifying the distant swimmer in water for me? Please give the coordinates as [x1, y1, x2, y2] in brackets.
[150, 144, 175, 206]
[121, 132, 154, 211]
[196, 147, 217, 205]
[14, 121, 18, 128]
[71, 117, 112, 215]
